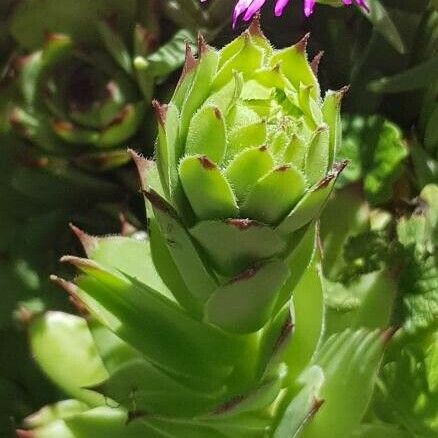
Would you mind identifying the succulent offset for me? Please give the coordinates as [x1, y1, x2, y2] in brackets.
[5, 0, 192, 171]
[19, 23, 393, 438]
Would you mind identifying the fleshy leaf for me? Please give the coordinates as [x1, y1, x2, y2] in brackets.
[186, 105, 227, 164]
[190, 219, 286, 276]
[179, 155, 239, 221]
[205, 259, 290, 333]
[242, 165, 307, 224]
[29, 312, 107, 407]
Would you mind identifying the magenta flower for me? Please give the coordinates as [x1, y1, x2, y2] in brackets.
[201, 0, 369, 27]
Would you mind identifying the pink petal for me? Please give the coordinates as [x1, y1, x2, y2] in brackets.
[274, 0, 290, 17]
[233, 0, 254, 27]
[243, 0, 268, 21]
[303, 0, 316, 17]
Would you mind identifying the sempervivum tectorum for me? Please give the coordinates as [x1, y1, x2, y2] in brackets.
[18, 21, 394, 438]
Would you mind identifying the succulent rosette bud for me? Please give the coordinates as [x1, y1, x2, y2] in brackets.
[19, 23, 391, 438]
[6, 0, 191, 171]
[149, 23, 347, 287]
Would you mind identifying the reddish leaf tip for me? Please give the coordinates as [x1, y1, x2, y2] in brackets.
[338, 85, 351, 99]
[128, 149, 155, 191]
[294, 32, 310, 53]
[197, 32, 208, 56]
[69, 223, 97, 256]
[315, 160, 348, 190]
[380, 326, 399, 345]
[143, 189, 178, 218]
[226, 218, 259, 230]
[213, 394, 245, 415]
[248, 13, 263, 37]
[16, 430, 34, 438]
[119, 213, 138, 236]
[152, 100, 167, 126]
[273, 312, 294, 354]
[179, 43, 197, 84]
[50, 275, 80, 299]
[60, 255, 99, 271]
[229, 265, 260, 284]
[310, 51, 324, 75]
[198, 155, 216, 170]
[43, 31, 69, 43]
[309, 397, 325, 417]
[276, 164, 291, 172]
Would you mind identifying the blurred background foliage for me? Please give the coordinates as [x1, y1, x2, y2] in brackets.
[0, 0, 436, 436]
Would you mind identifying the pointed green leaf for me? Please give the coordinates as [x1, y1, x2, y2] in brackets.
[179, 155, 239, 221]
[98, 20, 132, 74]
[242, 165, 306, 224]
[284, 134, 307, 169]
[77, 232, 174, 302]
[206, 259, 290, 333]
[301, 329, 388, 438]
[213, 33, 264, 90]
[225, 145, 274, 204]
[277, 161, 347, 236]
[305, 127, 330, 186]
[180, 42, 219, 140]
[227, 121, 267, 159]
[190, 219, 286, 276]
[281, 258, 324, 384]
[71, 258, 238, 385]
[51, 119, 99, 145]
[144, 190, 218, 304]
[186, 106, 227, 164]
[155, 101, 180, 195]
[274, 366, 325, 438]
[95, 358, 224, 417]
[322, 90, 344, 167]
[29, 312, 107, 407]
[271, 35, 320, 98]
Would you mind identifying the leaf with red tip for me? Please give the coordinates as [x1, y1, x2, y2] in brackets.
[29, 312, 107, 407]
[300, 329, 389, 438]
[242, 165, 307, 225]
[144, 189, 219, 304]
[225, 145, 274, 204]
[271, 33, 320, 98]
[213, 32, 264, 91]
[277, 161, 348, 236]
[322, 88, 347, 167]
[186, 105, 227, 164]
[179, 155, 239, 221]
[273, 366, 325, 438]
[205, 259, 290, 333]
[305, 126, 330, 186]
[154, 101, 180, 195]
[179, 44, 219, 141]
[172, 44, 197, 109]
[190, 219, 285, 276]
[67, 259, 241, 386]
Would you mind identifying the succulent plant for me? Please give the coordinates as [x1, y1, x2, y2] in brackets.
[5, 0, 192, 171]
[19, 23, 393, 438]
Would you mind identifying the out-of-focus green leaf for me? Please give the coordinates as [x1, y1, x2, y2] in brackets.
[339, 115, 408, 206]
[375, 338, 438, 436]
[364, 0, 405, 54]
[369, 55, 438, 93]
[397, 185, 438, 337]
